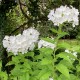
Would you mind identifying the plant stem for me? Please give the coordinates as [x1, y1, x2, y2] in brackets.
[52, 47, 57, 80]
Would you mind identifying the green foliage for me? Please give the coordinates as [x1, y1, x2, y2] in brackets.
[41, 37, 55, 43]
[0, 61, 8, 80]
[56, 63, 70, 79]
[5, 33, 80, 80]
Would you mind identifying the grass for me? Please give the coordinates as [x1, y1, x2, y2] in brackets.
[60, 39, 80, 46]
[59, 39, 80, 51]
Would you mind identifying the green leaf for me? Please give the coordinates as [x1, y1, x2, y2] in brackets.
[51, 28, 59, 34]
[30, 77, 37, 80]
[70, 74, 77, 80]
[19, 75, 25, 80]
[23, 61, 31, 69]
[65, 52, 77, 60]
[8, 52, 13, 57]
[37, 69, 47, 78]
[40, 58, 53, 65]
[34, 54, 43, 60]
[56, 63, 70, 79]
[41, 37, 55, 44]
[40, 71, 51, 80]
[57, 74, 77, 80]
[57, 74, 69, 80]
[0, 72, 8, 80]
[12, 56, 20, 64]
[0, 61, 2, 67]
[24, 52, 34, 57]
[57, 42, 70, 49]
[59, 60, 74, 69]
[39, 48, 53, 55]
[9, 76, 17, 80]
[58, 32, 69, 39]
[19, 73, 29, 80]
[37, 69, 51, 80]
[31, 69, 40, 76]
[56, 52, 72, 63]
[6, 61, 15, 66]
[54, 32, 69, 42]
[76, 65, 80, 72]
[47, 64, 54, 71]
[11, 64, 24, 76]
[25, 73, 29, 80]
[12, 55, 25, 64]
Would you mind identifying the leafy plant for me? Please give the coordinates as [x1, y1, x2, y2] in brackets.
[1, 4, 80, 80]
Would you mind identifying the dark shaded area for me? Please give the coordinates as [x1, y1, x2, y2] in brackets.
[0, 0, 17, 13]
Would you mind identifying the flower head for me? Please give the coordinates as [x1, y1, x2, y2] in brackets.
[65, 49, 77, 60]
[38, 40, 56, 50]
[48, 5, 79, 27]
[3, 27, 39, 55]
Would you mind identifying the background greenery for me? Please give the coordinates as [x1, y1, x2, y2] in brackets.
[0, 0, 80, 74]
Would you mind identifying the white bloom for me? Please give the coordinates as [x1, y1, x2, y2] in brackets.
[3, 40, 9, 48]
[27, 11, 30, 15]
[2, 36, 9, 48]
[65, 49, 70, 53]
[65, 49, 77, 57]
[38, 40, 56, 50]
[29, 43, 35, 50]
[48, 5, 79, 27]
[2, 27, 40, 55]
[9, 36, 16, 44]
[65, 49, 77, 61]
[49, 78, 53, 80]
[73, 52, 77, 57]
[4, 36, 9, 40]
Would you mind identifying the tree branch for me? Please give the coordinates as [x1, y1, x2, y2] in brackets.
[9, 22, 28, 35]
[18, 0, 30, 19]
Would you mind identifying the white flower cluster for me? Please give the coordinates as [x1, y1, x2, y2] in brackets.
[3, 28, 39, 55]
[65, 49, 77, 57]
[38, 40, 56, 50]
[48, 5, 79, 27]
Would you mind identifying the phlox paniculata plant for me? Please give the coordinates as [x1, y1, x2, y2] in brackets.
[46, 5, 80, 80]
[2, 5, 80, 80]
[2, 27, 56, 80]
[3, 27, 56, 55]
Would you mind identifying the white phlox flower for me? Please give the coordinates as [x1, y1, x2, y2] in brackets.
[2, 36, 10, 48]
[38, 40, 56, 50]
[73, 52, 77, 57]
[65, 49, 70, 53]
[49, 78, 53, 80]
[48, 5, 79, 27]
[65, 49, 77, 60]
[2, 27, 40, 55]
